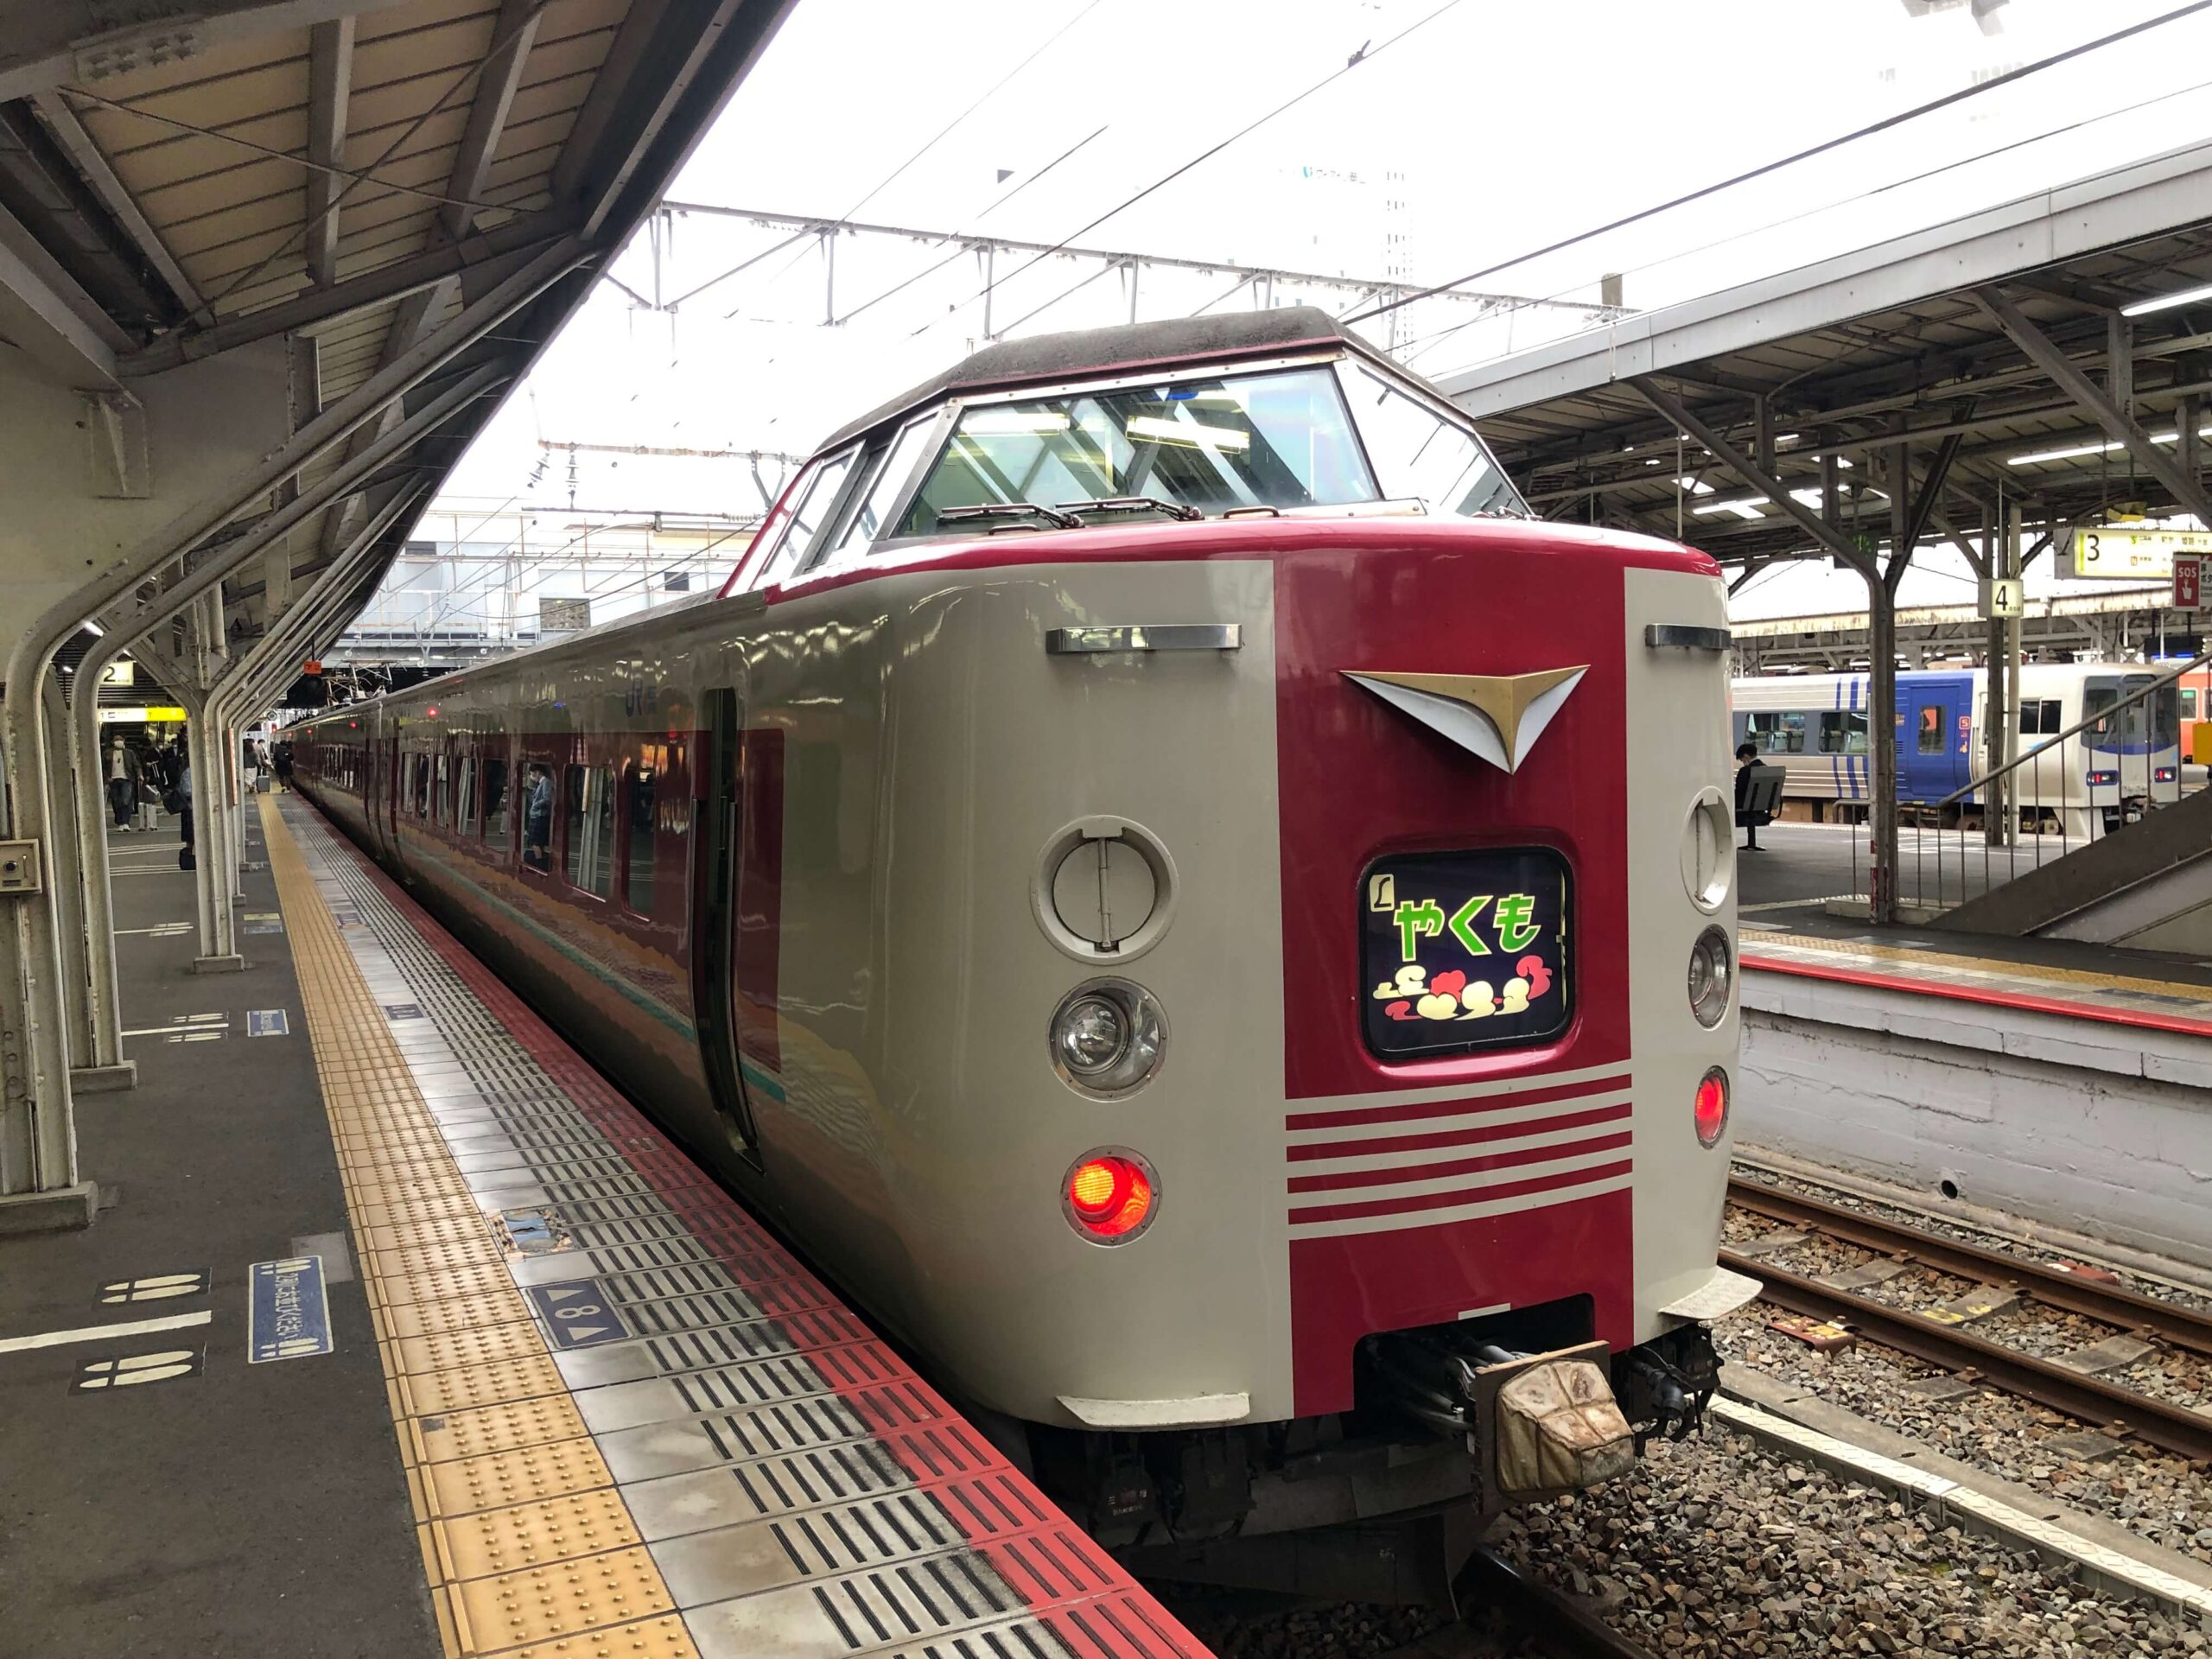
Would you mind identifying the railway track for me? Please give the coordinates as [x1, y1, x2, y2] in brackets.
[1722, 1178, 2212, 1462]
[1459, 1546, 1660, 1659]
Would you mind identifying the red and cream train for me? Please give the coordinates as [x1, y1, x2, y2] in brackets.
[289, 309, 1748, 1591]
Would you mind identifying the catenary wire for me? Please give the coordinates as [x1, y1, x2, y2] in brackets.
[1347, 0, 2212, 325]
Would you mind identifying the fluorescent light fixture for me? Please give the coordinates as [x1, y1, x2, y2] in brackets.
[963, 409, 1071, 435]
[2121, 280, 2212, 318]
[2009, 437, 2124, 466]
[81, 619, 104, 638]
[1694, 496, 1769, 518]
[1127, 415, 1250, 451]
[1674, 476, 1715, 494]
[1775, 433, 1801, 444]
[1789, 487, 1826, 509]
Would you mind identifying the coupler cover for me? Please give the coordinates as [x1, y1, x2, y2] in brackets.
[1493, 1357, 1635, 1496]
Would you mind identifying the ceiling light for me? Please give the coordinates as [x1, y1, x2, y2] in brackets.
[1694, 496, 1769, 518]
[1675, 476, 1715, 494]
[2120, 280, 2212, 318]
[2008, 437, 2124, 466]
[964, 409, 1071, 435]
[1126, 416, 1249, 451]
[81, 619, 104, 638]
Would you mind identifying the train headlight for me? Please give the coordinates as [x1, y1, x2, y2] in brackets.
[1063, 1148, 1158, 1243]
[1687, 925, 1732, 1028]
[2157, 766, 2179, 784]
[1048, 978, 1166, 1098]
[2088, 769, 2118, 786]
[1694, 1068, 1730, 1148]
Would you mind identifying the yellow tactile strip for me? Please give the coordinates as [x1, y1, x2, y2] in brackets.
[259, 795, 702, 1659]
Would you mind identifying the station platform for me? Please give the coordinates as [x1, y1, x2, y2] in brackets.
[0, 794, 1205, 1659]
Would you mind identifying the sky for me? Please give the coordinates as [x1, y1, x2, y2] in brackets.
[434, 0, 2212, 619]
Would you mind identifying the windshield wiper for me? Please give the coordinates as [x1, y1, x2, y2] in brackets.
[1055, 496, 1204, 524]
[937, 503, 1080, 531]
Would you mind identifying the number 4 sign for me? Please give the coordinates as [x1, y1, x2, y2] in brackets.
[2176, 554, 2202, 612]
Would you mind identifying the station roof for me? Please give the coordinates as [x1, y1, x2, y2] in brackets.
[1440, 140, 2212, 572]
[0, 0, 791, 671]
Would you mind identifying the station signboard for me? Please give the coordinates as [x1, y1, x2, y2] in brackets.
[2070, 524, 2212, 580]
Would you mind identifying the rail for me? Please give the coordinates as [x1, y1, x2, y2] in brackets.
[1721, 1179, 2212, 1462]
[1838, 647, 2207, 913]
[1460, 1544, 1662, 1659]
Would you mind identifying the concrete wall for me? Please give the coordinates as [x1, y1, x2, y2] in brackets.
[0, 340, 291, 668]
[1741, 970, 2212, 1268]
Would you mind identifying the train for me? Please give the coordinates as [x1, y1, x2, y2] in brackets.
[289, 307, 1748, 1598]
[1732, 664, 2183, 836]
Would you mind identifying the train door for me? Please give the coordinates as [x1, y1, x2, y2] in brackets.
[1898, 673, 1974, 803]
[690, 687, 760, 1160]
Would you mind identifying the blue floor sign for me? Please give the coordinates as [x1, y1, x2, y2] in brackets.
[247, 1255, 333, 1363]
[527, 1281, 631, 1349]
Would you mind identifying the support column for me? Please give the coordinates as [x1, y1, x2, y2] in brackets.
[2004, 504, 2024, 849]
[67, 663, 130, 1088]
[1982, 508, 2007, 846]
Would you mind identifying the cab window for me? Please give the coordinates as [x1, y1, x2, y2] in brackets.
[748, 450, 858, 588]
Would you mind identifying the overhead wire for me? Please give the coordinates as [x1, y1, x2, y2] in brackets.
[910, 0, 1468, 339]
[1346, 0, 2212, 325]
[658, 0, 1109, 317]
[1390, 62, 2212, 375]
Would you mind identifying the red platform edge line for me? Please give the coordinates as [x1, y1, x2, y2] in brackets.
[1742, 950, 2212, 1039]
[299, 804, 1209, 1656]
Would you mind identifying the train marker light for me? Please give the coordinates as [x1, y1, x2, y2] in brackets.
[1694, 1069, 1730, 1148]
[2157, 766, 2179, 784]
[2088, 769, 2119, 786]
[1063, 1150, 1158, 1243]
[1687, 925, 1732, 1028]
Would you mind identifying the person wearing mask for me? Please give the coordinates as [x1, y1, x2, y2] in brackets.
[523, 762, 554, 870]
[106, 741, 135, 830]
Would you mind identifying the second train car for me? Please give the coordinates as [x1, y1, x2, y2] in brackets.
[1732, 664, 2182, 836]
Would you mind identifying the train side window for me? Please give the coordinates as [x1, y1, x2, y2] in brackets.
[1742, 710, 1806, 753]
[434, 752, 449, 824]
[414, 755, 431, 817]
[2020, 698, 2061, 735]
[564, 765, 615, 899]
[1818, 710, 1868, 753]
[1916, 706, 1944, 754]
[624, 760, 657, 915]
[482, 754, 509, 842]
[2182, 688, 2198, 719]
[457, 755, 476, 832]
[749, 450, 858, 590]
[834, 416, 938, 558]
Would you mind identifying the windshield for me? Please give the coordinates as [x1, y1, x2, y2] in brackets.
[1341, 363, 1525, 518]
[897, 365, 1377, 536]
[2084, 674, 2180, 753]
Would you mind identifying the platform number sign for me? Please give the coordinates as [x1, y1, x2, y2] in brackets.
[527, 1281, 631, 1349]
[1361, 848, 1571, 1059]
[2177, 554, 2202, 612]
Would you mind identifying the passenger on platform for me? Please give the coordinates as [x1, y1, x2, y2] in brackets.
[524, 762, 553, 870]
[242, 736, 261, 797]
[274, 740, 295, 791]
[106, 741, 138, 830]
[1734, 741, 1765, 852]
[177, 760, 194, 871]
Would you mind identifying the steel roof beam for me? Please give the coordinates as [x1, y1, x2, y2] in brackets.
[304, 17, 353, 289]
[118, 219, 581, 375]
[0, 196, 125, 384]
[1974, 284, 2212, 526]
[0, 0, 417, 103]
[26, 92, 201, 315]
[1631, 378, 1872, 574]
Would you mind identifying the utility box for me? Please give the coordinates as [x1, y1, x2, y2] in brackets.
[0, 841, 41, 893]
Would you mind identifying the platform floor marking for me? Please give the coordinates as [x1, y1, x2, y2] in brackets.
[0, 1308, 212, 1355]
[259, 795, 699, 1659]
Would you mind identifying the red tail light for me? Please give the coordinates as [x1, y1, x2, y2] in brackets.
[1694, 1069, 1729, 1148]
[1063, 1151, 1157, 1243]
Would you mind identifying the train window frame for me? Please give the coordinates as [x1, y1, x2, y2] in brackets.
[563, 763, 616, 900]
[825, 411, 950, 566]
[2019, 697, 2063, 736]
[1916, 705, 1946, 755]
[481, 750, 510, 849]
[1332, 359, 1529, 519]
[1817, 710, 1869, 754]
[622, 754, 659, 918]
[747, 447, 862, 590]
[1740, 710, 1807, 753]
[2183, 688, 2200, 720]
[456, 753, 477, 833]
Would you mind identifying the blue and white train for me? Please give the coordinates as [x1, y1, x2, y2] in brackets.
[1731, 664, 2181, 836]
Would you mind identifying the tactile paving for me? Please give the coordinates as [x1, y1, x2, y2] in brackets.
[266, 792, 1204, 1658]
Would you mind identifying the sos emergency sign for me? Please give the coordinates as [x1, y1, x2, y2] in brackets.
[2176, 554, 2202, 611]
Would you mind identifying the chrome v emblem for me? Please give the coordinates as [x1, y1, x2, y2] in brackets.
[1344, 668, 1589, 774]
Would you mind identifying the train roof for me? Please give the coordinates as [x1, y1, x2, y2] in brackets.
[819, 306, 1393, 452]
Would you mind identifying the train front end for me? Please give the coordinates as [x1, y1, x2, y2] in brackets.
[740, 310, 1746, 1597]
